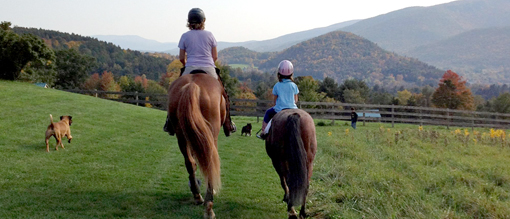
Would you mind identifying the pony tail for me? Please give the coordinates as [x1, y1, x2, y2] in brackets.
[285, 113, 307, 207]
[178, 83, 221, 192]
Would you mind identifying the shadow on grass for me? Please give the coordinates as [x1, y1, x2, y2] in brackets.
[22, 142, 49, 151]
[1, 190, 280, 218]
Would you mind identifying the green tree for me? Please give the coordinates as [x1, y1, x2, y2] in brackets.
[295, 76, 324, 102]
[216, 62, 239, 98]
[54, 49, 95, 89]
[319, 77, 339, 99]
[492, 93, 510, 113]
[1, 22, 55, 81]
[343, 89, 365, 104]
[397, 89, 412, 105]
[431, 70, 474, 110]
[338, 79, 369, 103]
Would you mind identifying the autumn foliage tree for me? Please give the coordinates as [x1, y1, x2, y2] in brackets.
[431, 70, 474, 110]
[234, 82, 258, 112]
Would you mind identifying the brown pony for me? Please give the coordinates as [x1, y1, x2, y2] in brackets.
[265, 109, 317, 219]
[166, 73, 228, 219]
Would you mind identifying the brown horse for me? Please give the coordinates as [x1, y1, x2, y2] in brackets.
[166, 73, 228, 219]
[265, 109, 317, 219]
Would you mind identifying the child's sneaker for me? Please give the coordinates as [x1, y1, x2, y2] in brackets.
[256, 129, 268, 140]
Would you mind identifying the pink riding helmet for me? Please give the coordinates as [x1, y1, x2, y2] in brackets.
[278, 60, 294, 76]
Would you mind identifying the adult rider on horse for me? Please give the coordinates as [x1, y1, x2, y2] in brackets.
[164, 8, 236, 136]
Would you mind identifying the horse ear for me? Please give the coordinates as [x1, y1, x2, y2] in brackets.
[60, 116, 63, 120]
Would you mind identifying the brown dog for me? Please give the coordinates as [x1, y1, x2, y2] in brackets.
[45, 114, 73, 152]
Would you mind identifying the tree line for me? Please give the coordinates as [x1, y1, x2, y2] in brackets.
[3, 22, 509, 114]
[1, 22, 173, 88]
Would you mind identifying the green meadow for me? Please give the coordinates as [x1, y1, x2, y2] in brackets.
[1, 80, 510, 218]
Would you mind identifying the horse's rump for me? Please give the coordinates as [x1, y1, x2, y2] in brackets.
[283, 113, 307, 207]
[169, 75, 222, 191]
[267, 109, 317, 208]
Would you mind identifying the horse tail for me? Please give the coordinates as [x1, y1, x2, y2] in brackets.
[285, 113, 307, 207]
[178, 82, 221, 192]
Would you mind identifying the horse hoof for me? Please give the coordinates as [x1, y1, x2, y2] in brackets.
[288, 214, 298, 219]
[194, 194, 204, 205]
[204, 202, 215, 219]
[282, 194, 289, 203]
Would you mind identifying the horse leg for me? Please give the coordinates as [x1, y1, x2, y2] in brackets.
[287, 204, 298, 219]
[178, 137, 204, 204]
[204, 183, 215, 219]
[298, 186, 309, 219]
[279, 175, 290, 203]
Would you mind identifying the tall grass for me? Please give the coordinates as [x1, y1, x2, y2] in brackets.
[308, 122, 510, 218]
[2, 81, 510, 218]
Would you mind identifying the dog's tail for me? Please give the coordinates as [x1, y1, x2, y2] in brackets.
[49, 114, 55, 129]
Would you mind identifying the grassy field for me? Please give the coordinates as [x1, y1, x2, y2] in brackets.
[2, 80, 510, 218]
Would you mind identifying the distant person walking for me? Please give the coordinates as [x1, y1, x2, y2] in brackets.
[351, 107, 358, 129]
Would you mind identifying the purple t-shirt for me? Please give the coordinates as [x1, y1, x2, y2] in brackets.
[178, 30, 217, 67]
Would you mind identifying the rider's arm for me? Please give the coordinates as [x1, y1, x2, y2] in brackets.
[212, 47, 218, 62]
[294, 94, 298, 104]
[273, 95, 277, 106]
[179, 49, 186, 66]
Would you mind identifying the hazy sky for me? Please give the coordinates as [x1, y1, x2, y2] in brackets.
[1, 0, 457, 43]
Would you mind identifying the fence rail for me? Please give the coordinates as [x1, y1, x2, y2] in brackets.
[65, 89, 510, 129]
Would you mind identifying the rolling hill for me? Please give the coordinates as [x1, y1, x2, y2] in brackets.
[97, 20, 359, 55]
[13, 27, 174, 81]
[220, 31, 444, 87]
[407, 26, 510, 84]
[221, 20, 360, 53]
[92, 35, 177, 52]
[340, 0, 510, 54]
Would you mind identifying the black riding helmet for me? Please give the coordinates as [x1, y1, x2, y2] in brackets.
[188, 8, 205, 24]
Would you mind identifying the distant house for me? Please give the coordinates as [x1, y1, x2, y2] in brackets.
[34, 83, 48, 88]
[357, 109, 381, 118]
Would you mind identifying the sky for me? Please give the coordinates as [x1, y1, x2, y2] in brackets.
[1, 0, 457, 43]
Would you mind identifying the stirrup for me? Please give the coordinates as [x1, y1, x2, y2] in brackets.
[256, 129, 267, 140]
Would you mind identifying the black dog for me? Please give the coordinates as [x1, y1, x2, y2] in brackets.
[241, 123, 252, 136]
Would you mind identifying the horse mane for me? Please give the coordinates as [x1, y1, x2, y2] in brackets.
[177, 82, 221, 191]
[284, 113, 307, 207]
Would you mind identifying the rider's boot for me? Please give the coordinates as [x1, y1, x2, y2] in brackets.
[217, 77, 236, 136]
[256, 121, 268, 140]
[214, 68, 236, 136]
[163, 115, 175, 136]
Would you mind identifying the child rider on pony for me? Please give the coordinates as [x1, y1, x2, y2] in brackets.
[257, 60, 299, 139]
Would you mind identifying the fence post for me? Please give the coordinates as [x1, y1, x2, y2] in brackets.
[419, 109, 423, 126]
[135, 91, 139, 106]
[94, 89, 98, 98]
[391, 105, 395, 128]
[331, 105, 335, 125]
[446, 108, 450, 130]
[471, 111, 475, 131]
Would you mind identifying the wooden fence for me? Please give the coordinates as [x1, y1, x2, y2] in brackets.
[65, 89, 510, 130]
